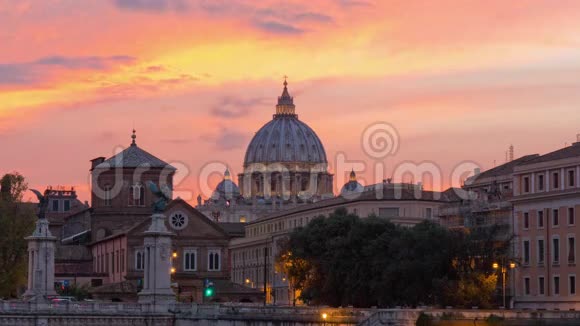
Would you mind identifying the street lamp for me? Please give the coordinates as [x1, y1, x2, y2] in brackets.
[322, 313, 328, 326]
[493, 260, 516, 308]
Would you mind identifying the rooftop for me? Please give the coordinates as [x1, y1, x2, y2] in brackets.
[93, 130, 176, 170]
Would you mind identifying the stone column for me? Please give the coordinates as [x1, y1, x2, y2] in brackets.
[138, 213, 175, 305]
[23, 218, 58, 302]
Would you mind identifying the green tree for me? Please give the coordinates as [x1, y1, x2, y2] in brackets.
[277, 208, 510, 308]
[0, 173, 36, 298]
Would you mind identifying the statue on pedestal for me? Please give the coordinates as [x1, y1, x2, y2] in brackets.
[23, 189, 57, 301]
[138, 182, 176, 307]
[148, 181, 171, 213]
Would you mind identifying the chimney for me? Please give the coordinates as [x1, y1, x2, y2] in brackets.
[90, 157, 106, 170]
[474, 168, 481, 176]
[574, 134, 580, 146]
[509, 145, 514, 162]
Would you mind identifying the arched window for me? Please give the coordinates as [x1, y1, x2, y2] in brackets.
[129, 183, 145, 206]
[184, 249, 197, 271]
[135, 250, 144, 270]
[104, 185, 112, 206]
[208, 249, 221, 271]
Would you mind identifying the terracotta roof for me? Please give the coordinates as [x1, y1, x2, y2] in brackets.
[250, 186, 452, 224]
[469, 154, 540, 183]
[94, 144, 176, 170]
[517, 143, 580, 166]
[217, 222, 246, 237]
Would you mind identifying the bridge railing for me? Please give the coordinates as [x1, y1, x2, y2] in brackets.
[0, 300, 373, 322]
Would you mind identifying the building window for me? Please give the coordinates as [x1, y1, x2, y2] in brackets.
[135, 250, 144, 271]
[539, 277, 545, 295]
[52, 200, 59, 212]
[538, 174, 544, 191]
[104, 185, 112, 206]
[208, 249, 221, 271]
[426, 208, 433, 219]
[63, 200, 70, 212]
[553, 172, 560, 189]
[378, 207, 400, 218]
[184, 249, 197, 271]
[523, 177, 530, 193]
[129, 183, 145, 206]
[554, 276, 560, 295]
[569, 170, 575, 187]
[538, 211, 544, 228]
[524, 277, 530, 295]
[538, 239, 545, 264]
[111, 252, 115, 274]
[523, 213, 529, 229]
[570, 207, 575, 226]
[121, 249, 125, 273]
[523, 240, 530, 265]
[553, 237, 560, 264]
[569, 237, 576, 264]
[570, 275, 576, 295]
[239, 216, 247, 223]
[554, 209, 560, 227]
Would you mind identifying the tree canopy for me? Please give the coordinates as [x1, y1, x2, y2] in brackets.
[0, 172, 36, 298]
[277, 208, 506, 308]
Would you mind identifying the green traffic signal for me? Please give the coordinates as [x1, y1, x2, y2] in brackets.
[204, 287, 214, 297]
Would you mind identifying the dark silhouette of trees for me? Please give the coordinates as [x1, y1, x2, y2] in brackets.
[0, 173, 36, 298]
[277, 208, 507, 308]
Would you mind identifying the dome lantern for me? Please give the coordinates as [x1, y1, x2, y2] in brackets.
[275, 76, 296, 117]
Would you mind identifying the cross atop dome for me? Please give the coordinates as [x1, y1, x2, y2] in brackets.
[131, 129, 137, 146]
[275, 76, 296, 117]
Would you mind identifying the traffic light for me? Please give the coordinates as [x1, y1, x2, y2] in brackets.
[204, 279, 215, 298]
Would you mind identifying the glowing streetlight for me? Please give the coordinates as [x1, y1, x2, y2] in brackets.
[170, 267, 176, 274]
[172, 251, 178, 258]
[245, 278, 250, 284]
[492, 261, 517, 308]
[322, 313, 328, 320]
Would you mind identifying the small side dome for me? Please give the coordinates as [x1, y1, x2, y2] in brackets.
[340, 169, 363, 197]
[212, 169, 240, 200]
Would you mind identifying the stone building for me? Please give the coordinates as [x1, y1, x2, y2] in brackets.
[439, 154, 539, 233]
[513, 138, 580, 309]
[197, 80, 333, 223]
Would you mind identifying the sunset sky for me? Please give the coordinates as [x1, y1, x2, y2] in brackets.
[2, 0, 580, 203]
